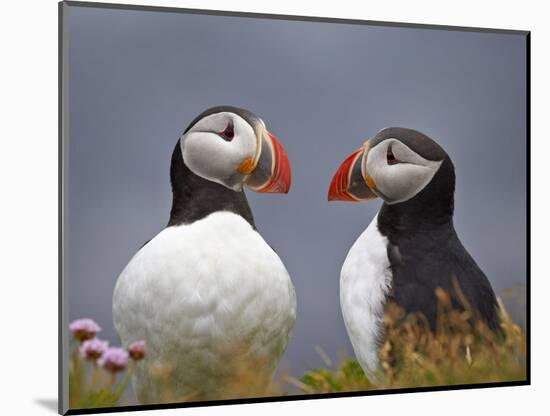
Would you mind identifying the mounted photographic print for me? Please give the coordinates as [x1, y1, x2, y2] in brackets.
[59, 1, 530, 414]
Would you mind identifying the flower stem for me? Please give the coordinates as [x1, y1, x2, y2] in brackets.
[90, 363, 99, 388]
[113, 362, 134, 399]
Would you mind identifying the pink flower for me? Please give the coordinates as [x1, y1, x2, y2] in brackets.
[98, 347, 129, 373]
[69, 318, 101, 341]
[79, 338, 109, 361]
[127, 340, 145, 361]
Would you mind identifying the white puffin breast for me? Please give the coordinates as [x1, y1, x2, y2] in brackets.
[113, 211, 296, 403]
[340, 213, 392, 378]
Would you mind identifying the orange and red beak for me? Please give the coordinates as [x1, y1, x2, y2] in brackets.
[245, 128, 291, 194]
[328, 142, 378, 202]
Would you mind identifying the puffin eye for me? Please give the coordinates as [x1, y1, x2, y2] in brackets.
[218, 123, 235, 142]
[387, 146, 400, 165]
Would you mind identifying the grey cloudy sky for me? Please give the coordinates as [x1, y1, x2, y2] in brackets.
[66, 4, 527, 388]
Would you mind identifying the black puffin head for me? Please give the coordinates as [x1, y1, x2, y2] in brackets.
[328, 127, 455, 222]
[168, 106, 291, 226]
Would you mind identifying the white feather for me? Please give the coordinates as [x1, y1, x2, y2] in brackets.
[340, 213, 392, 378]
[182, 112, 257, 190]
[366, 139, 442, 204]
[113, 211, 296, 403]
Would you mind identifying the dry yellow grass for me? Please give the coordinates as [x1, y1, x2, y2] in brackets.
[293, 290, 526, 394]
[70, 289, 526, 408]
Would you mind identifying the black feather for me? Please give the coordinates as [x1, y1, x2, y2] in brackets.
[378, 156, 499, 330]
[167, 141, 255, 228]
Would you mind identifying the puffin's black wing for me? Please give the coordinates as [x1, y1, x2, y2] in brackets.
[386, 228, 499, 331]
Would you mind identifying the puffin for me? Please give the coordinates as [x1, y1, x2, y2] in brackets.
[328, 127, 498, 378]
[113, 106, 296, 403]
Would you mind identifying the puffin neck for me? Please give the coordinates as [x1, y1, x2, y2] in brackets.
[167, 141, 256, 228]
[377, 156, 456, 240]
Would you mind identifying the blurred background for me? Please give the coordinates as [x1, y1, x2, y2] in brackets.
[66, 4, 527, 386]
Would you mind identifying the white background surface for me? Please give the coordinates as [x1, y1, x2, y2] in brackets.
[0, 0, 545, 415]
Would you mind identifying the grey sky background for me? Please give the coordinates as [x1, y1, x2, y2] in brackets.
[66, 5, 527, 388]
